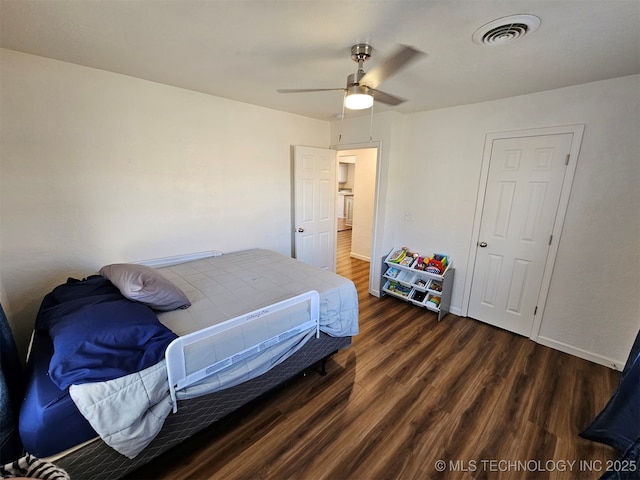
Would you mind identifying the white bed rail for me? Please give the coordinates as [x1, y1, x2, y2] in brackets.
[165, 290, 320, 413]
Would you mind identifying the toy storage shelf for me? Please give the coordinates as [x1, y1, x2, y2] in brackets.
[381, 246, 455, 321]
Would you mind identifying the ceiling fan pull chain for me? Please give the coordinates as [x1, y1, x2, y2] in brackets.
[339, 91, 347, 143]
[369, 96, 375, 142]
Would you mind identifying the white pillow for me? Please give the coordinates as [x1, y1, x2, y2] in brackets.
[99, 263, 191, 311]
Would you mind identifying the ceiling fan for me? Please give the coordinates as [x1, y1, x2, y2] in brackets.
[277, 44, 425, 110]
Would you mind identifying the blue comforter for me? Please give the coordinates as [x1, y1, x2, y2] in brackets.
[36, 276, 177, 390]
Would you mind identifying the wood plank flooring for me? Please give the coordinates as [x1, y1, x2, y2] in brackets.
[126, 231, 620, 480]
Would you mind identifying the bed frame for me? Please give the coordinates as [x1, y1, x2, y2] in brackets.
[55, 332, 350, 480]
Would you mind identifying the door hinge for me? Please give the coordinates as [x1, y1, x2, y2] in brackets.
[549, 234, 553, 245]
[565, 154, 570, 165]
[534, 306, 538, 315]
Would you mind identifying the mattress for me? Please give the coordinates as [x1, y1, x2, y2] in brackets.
[156, 248, 359, 338]
[20, 249, 358, 458]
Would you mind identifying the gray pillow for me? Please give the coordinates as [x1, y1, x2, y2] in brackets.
[99, 263, 191, 311]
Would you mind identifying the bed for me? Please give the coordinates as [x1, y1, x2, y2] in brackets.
[18, 248, 358, 480]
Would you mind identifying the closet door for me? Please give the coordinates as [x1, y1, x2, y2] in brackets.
[468, 132, 574, 337]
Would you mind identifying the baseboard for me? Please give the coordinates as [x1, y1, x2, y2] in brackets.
[350, 252, 370, 262]
[536, 335, 624, 371]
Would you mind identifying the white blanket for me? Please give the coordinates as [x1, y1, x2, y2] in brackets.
[69, 361, 172, 458]
[70, 328, 315, 458]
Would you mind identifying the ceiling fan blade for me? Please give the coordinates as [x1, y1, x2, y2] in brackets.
[371, 88, 406, 106]
[277, 88, 345, 93]
[359, 45, 425, 89]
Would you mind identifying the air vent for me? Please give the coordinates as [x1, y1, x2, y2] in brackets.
[472, 14, 541, 46]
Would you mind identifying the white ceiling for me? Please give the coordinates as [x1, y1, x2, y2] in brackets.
[1, 0, 639, 120]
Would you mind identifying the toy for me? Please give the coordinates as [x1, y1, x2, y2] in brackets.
[426, 295, 441, 309]
[388, 248, 407, 264]
[426, 253, 449, 274]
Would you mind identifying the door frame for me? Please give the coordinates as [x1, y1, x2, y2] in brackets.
[462, 125, 585, 341]
[331, 140, 383, 296]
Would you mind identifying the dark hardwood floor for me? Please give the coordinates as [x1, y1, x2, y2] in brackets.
[127, 230, 620, 479]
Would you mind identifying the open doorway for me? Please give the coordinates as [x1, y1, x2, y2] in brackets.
[334, 147, 378, 263]
[336, 155, 355, 233]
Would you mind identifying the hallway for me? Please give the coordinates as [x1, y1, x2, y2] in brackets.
[335, 229, 370, 293]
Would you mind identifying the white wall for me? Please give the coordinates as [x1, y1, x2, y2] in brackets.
[0, 49, 329, 359]
[331, 75, 640, 369]
[351, 148, 376, 261]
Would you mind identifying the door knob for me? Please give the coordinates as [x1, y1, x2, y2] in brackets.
[479, 241, 487, 247]
[297, 228, 305, 233]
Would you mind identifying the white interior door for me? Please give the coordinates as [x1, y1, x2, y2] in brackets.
[293, 145, 336, 271]
[468, 133, 573, 336]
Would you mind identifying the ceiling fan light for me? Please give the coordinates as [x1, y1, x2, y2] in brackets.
[345, 85, 374, 110]
[345, 93, 374, 110]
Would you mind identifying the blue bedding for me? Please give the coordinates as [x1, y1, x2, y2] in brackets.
[20, 276, 177, 456]
[36, 275, 177, 390]
[581, 329, 640, 479]
[1, 302, 23, 463]
[580, 329, 640, 453]
[19, 332, 96, 457]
